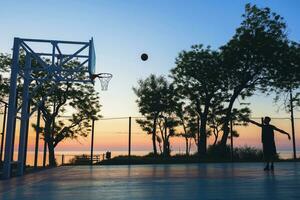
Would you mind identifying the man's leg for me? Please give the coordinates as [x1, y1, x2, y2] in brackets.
[264, 159, 270, 171]
[270, 157, 274, 171]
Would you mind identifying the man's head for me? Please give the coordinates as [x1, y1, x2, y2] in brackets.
[264, 116, 271, 125]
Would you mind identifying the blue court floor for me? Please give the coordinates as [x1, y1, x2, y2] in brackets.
[1, 162, 300, 200]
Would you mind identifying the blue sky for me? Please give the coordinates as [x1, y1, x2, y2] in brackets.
[0, 0, 299, 118]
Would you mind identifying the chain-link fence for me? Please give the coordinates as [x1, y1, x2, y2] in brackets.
[0, 113, 299, 168]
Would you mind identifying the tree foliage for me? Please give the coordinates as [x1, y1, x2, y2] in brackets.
[219, 3, 288, 147]
[0, 53, 11, 102]
[171, 45, 225, 155]
[133, 74, 179, 156]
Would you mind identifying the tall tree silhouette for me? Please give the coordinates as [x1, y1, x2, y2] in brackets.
[219, 4, 288, 148]
[171, 45, 225, 155]
[133, 74, 170, 156]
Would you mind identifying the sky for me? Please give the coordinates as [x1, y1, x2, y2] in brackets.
[0, 0, 300, 156]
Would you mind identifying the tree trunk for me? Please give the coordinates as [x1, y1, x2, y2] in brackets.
[188, 138, 192, 154]
[166, 139, 170, 156]
[163, 125, 169, 157]
[158, 142, 162, 154]
[47, 141, 56, 166]
[213, 128, 218, 146]
[198, 104, 209, 156]
[185, 137, 189, 155]
[181, 119, 189, 156]
[152, 115, 158, 156]
[196, 116, 200, 155]
[199, 116, 207, 155]
[213, 135, 218, 146]
[220, 91, 240, 148]
[42, 113, 57, 167]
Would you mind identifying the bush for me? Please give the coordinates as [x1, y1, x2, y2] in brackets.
[144, 152, 158, 157]
[207, 144, 231, 159]
[233, 146, 264, 161]
[206, 144, 277, 161]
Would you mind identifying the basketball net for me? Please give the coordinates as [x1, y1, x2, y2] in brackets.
[92, 73, 113, 91]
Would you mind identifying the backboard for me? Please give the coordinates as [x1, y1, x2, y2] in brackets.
[89, 38, 96, 77]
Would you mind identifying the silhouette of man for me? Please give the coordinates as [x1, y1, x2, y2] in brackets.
[246, 116, 291, 171]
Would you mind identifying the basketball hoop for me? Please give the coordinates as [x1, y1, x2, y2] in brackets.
[91, 73, 113, 91]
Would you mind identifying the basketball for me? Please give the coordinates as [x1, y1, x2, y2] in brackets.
[141, 53, 148, 61]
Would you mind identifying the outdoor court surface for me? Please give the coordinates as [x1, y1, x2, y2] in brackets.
[0, 162, 299, 200]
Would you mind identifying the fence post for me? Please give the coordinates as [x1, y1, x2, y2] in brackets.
[290, 89, 297, 160]
[230, 119, 234, 162]
[23, 103, 31, 170]
[90, 118, 95, 165]
[197, 115, 200, 156]
[11, 94, 19, 162]
[128, 116, 131, 158]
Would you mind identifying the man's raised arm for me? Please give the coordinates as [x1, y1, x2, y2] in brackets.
[243, 118, 262, 127]
[273, 126, 291, 140]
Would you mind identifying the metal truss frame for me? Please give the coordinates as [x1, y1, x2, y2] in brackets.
[3, 37, 95, 178]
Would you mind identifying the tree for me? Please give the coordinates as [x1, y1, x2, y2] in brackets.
[207, 100, 251, 147]
[268, 41, 300, 159]
[134, 75, 179, 156]
[207, 99, 224, 146]
[0, 53, 11, 101]
[158, 83, 180, 156]
[174, 102, 198, 155]
[136, 117, 163, 154]
[171, 45, 225, 155]
[157, 116, 177, 156]
[31, 60, 101, 166]
[133, 74, 170, 156]
[219, 4, 288, 148]
[270, 42, 300, 108]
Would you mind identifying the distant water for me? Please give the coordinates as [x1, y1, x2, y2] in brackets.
[21, 150, 149, 166]
[277, 150, 300, 159]
[12, 150, 300, 167]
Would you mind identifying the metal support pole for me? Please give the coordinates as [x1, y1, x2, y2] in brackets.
[34, 108, 41, 168]
[128, 117, 131, 158]
[23, 103, 31, 169]
[11, 93, 18, 162]
[290, 89, 297, 160]
[90, 118, 95, 165]
[3, 38, 20, 179]
[17, 53, 31, 176]
[0, 104, 7, 162]
[230, 119, 234, 162]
